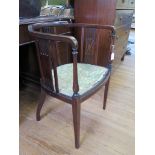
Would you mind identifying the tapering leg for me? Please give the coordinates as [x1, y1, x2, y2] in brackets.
[121, 53, 125, 61]
[36, 89, 46, 121]
[72, 99, 81, 149]
[103, 77, 110, 110]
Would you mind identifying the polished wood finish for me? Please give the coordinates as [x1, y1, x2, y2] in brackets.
[19, 41, 135, 154]
[103, 77, 110, 110]
[19, 17, 72, 46]
[19, 17, 72, 86]
[74, 0, 116, 67]
[74, 0, 134, 71]
[19, 16, 73, 26]
[72, 97, 81, 148]
[74, 0, 116, 24]
[28, 22, 115, 148]
[36, 88, 46, 121]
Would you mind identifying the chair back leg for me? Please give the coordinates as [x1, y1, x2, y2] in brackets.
[72, 99, 81, 148]
[36, 89, 46, 121]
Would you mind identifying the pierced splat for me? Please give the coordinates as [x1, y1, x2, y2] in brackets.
[84, 28, 97, 63]
[37, 39, 55, 91]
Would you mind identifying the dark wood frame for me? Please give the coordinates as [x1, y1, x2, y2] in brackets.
[28, 22, 115, 148]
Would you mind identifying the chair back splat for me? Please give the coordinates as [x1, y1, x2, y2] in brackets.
[28, 22, 115, 148]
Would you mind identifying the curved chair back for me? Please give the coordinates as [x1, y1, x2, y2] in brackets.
[28, 22, 115, 94]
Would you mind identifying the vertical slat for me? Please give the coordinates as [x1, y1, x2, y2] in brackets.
[52, 61, 59, 93]
[49, 40, 59, 93]
[38, 39, 54, 91]
[35, 40, 44, 79]
[53, 27, 61, 65]
[80, 27, 84, 62]
[84, 28, 96, 64]
[94, 29, 100, 65]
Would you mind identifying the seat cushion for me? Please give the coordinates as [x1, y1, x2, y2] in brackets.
[53, 63, 108, 96]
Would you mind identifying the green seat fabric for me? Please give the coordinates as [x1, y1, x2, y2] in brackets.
[52, 63, 108, 96]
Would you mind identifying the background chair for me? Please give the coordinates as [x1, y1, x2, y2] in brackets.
[28, 22, 115, 148]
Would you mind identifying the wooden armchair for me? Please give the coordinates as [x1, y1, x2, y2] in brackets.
[28, 22, 115, 148]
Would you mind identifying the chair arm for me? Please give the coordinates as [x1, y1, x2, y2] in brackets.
[28, 24, 79, 95]
[28, 24, 78, 49]
[28, 22, 116, 96]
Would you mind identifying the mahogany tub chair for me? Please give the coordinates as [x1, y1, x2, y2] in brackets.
[28, 22, 115, 148]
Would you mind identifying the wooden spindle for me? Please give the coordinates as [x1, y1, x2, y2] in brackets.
[49, 40, 59, 93]
[72, 48, 79, 95]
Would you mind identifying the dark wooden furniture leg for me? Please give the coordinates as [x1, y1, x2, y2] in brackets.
[36, 88, 46, 121]
[103, 77, 110, 110]
[72, 99, 81, 148]
[121, 53, 125, 61]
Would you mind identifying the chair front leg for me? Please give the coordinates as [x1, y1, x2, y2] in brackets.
[72, 98, 81, 148]
[36, 88, 46, 121]
[103, 77, 110, 110]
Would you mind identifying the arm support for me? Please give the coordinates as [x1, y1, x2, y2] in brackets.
[28, 23, 115, 96]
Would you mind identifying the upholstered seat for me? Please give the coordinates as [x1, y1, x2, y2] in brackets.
[54, 63, 108, 96]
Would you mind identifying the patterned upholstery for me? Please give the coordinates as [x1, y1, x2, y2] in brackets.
[52, 63, 108, 96]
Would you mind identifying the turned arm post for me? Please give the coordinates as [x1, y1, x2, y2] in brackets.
[72, 48, 79, 95]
